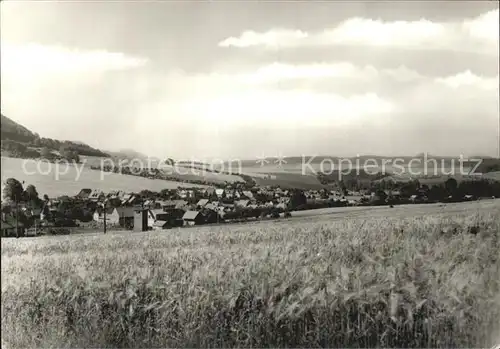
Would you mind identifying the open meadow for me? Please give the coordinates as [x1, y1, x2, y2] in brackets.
[2, 200, 500, 348]
[83, 156, 246, 184]
[7, 153, 493, 196]
[0, 157, 207, 197]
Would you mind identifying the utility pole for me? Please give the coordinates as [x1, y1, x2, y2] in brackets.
[15, 194, 19, 239]
[103, 200, 107, 234]
[141, 201, 147, 231]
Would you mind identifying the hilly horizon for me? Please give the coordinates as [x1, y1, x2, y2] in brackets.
[1, 114, 499, 164]
[1, 114, 109, 158]
[2, 6, 500, 347]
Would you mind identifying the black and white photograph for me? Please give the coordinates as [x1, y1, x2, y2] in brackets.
[1, 0, 499, 347]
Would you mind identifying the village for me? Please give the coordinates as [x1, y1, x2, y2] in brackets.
[2, 173, 498, 237]
[1, 183, 350, 237]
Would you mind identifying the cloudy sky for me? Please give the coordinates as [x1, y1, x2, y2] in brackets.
[1, 1, 499, 160]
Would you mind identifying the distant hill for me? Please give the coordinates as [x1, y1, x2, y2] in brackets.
[1, 114, 36, 143]
[1, 114, 109, 158]
[70, 140, 89, 146]
[107, 148, 150, 160]
[104, 149, 164, 167]
[232, 154, 500, 169]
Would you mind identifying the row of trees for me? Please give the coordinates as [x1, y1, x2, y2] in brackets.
[476, 158, 500, 173]
[1, 140, 40, 158]
[2, 140, 81, 163]
[92, 164, 253, 189]
[32, 138, 107, 157]
[371, 177, 500, 201]
[317, 170, 389, 188]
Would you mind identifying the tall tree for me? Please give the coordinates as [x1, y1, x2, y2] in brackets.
[445, 178, 458, 196]
[2, 178, 24, 202]
[24, 184, 39, 201]
[289, 189, 307, 209]
[24, 184, 41, 207]
[339, 181, 348, 196]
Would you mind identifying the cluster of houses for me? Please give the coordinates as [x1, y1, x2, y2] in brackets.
[0, 185, 362, 236]
[85, 186, 297, 232]
[52, 186, 421, 233]
[3, 176, 494, 237]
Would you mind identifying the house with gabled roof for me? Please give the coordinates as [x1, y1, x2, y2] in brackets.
[149, 208, 176, 222]
[203, 187, 216, 198]
[107, 190, 119, 199]
[76, 188, 92, 200]
[143, 199, 154, 208]
[121, 194, 139, 206]
[93, 207, 134, 227]
[121, 194, 131, 205]
[235, 199, 250, 208]
[183, 210, 204, 226]
[242, 191, 254, 200]
[196, 199, 209, 208]
[153, 220, 169, 230]
[93, 207, 114, 222]
[89, 190, 104, 202]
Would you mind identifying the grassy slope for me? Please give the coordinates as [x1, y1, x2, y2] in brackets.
[2, 200, 499, 348]
[79, 155, 500, 189]
[251, 172, 326, 189]
[83, 156, 245, 184]
[1, 157, 207, 198]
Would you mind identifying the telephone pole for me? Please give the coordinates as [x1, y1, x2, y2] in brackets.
[103, 199, 107, 234]
[15, 194, 19, 239]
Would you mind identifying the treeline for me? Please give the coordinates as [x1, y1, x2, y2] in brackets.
[1, 140, 40, 158]
[476, 158, 500, 173]
[1, 137, 108, 159]
[90, 164, 257, 188]
[2, 140, 81, 163]
[373, 177, 500, 201]
[168, 162, 257, 187]
[33, 138, 108, 157]
[1, 114, 109, 158]
[317, 169, 390, 191]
